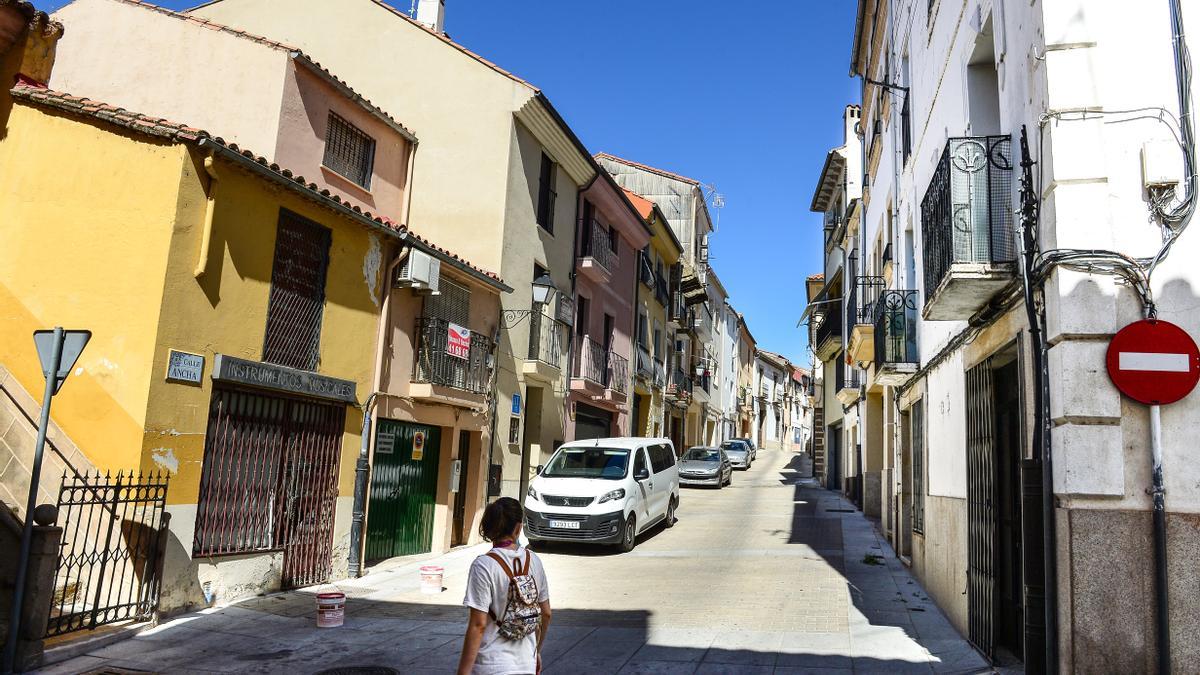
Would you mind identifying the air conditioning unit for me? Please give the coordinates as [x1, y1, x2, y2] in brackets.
[396, 249, 441, 294]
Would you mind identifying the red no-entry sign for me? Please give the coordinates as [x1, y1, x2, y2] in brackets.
[1105, 319, 1200, 405]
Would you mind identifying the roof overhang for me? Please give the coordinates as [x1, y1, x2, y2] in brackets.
[810, 149, 846, 213]
[516, 94, 596, 186]
[200, 138, 511, 293]
[850, 0, 870, 76]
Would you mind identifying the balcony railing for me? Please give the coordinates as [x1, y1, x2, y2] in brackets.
[655, 273, 670, 307]
[636, 346, 653, 379]
[638, 250, 655, 287]
[572, 336, 607, 385]
[813, 299, 842, 350]
[874, 290, 920, 365]
[527, 309, 564, 366]
[920, 135, 1016, 300]
[668, 291, 687, 326]
[834, 363, 861, 393]
[848, 274, 885, 325]
[608, 351, 629, 395]
[581, 223, 615, 271]
[413, 317, 492, 395]
[666, 369, 692, 400]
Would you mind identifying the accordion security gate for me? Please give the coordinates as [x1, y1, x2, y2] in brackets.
[47, 471, 170, 637]
[192, 387, 344, 589]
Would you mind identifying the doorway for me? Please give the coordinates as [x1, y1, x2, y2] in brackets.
[575, 402, 612, 440]
[826, 423, 841, 491]
[966, 348, 1027, 665]
[366, 420, 442, 560]
[520, 386, 543, 498]
[452, 430, 472, 546]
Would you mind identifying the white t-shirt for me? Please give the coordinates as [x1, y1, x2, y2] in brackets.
[462, 546, 550, 675]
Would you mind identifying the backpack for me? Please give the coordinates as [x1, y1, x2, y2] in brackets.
[486, 550, 542, 640]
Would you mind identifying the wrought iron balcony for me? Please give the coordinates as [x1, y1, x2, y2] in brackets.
[413, 317, 492, 395]
[920, 135, 1016, 320]
[655, 272, 670, 307]
[580, 224, 615, 271]
[527, 309, 563, 367]
[668, 291, 687, 327]
[847, 273, 885, 363]
[666, 369, 692, 401]
[636, 346, 654, 380]
[607, 351, 630, 395]
[874, 289, 920, 385]
[812, 299, 842, 359]
[834, 364, 862, 405]
[572, 336, 607, 386]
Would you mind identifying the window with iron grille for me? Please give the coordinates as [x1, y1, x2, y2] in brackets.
[263, 210, 332, 370]
[912, 398, 926, 533]
[537, 152, 557, 233]
[322, 112, 375, 189]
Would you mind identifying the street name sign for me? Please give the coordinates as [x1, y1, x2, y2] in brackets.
[1105, 319, 1200, 405]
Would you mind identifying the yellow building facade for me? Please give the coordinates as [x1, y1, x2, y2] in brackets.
[0, 87, 500, 611]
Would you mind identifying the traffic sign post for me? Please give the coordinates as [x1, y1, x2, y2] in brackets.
[1105, 318, 1198, 675]
[3, 328, 90, 675]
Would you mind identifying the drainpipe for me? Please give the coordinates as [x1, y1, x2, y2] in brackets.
[349, 144, 418, 577]
[194, 152, 219, 278]
[349, 245, 410, 577]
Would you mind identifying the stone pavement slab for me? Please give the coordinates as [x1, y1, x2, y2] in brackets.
[36, 450, 990, 675]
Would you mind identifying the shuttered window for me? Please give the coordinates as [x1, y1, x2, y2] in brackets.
[536, 153, 557, 233]
[424, 276, 471, 325]
[323, 112, 375, 189]
[262, 210, 331, 370]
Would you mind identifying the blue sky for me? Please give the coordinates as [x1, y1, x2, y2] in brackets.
[34, 0, 859, 365]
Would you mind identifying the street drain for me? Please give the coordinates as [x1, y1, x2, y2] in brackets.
[825, 508, 855, 513]
[314, 669, 400, 675]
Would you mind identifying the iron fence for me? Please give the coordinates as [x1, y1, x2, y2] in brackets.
[527, 309, 564, 367]
[874, 290, 920, 365]
[920, 135, 1015, 302]
[47, 471, 169, 637]
[608, 351, 630, 395]
[573, 336, 607, 385]
[413, 317, 492, 395]
[636, 346, 654, 380]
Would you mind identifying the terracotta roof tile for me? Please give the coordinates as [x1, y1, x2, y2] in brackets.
[807, 273, 825, 281]
[595, 151, 701, 186]
[10, 84, 499, 285]
[620, 188, 654, 220]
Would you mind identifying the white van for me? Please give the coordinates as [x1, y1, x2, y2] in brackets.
[523, 437, 680, 552]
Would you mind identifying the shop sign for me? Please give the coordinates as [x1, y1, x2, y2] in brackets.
[212, 354, 356, 403]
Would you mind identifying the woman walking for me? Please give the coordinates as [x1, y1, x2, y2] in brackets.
[457, 497, 552, 675]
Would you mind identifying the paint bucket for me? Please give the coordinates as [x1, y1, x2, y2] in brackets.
[316, 591, 346, 628]
[420, 565, 444, 594]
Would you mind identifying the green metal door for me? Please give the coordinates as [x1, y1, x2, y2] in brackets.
[366, 419, 441, 561]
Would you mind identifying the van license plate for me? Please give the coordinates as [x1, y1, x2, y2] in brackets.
[548, 520, 580, 529]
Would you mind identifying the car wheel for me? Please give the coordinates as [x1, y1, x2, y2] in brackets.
[618, 514, 637, 553]
[665, 497, 677, 527]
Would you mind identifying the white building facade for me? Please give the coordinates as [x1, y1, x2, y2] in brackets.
[832, 0, 1200, 670]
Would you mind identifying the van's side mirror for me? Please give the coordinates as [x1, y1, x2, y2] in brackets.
[535, 464, 544, 475]
[635, 467, 650, 481]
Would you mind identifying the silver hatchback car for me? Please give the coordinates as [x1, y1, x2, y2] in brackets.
[720, 440, 752, 469]
[678, 446, 732, 488]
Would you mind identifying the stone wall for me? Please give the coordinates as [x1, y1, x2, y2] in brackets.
[0, 364, 97, 519]
[0, 504, 63, 671]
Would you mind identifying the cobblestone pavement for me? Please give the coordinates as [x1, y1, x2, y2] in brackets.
[39, 449, 991, 674]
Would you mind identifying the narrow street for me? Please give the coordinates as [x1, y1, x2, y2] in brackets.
[40, 450, 987, 674]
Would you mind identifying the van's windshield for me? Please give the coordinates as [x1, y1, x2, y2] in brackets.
[542, 447, 630, 480]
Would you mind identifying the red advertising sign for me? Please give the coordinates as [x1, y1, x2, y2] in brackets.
[1105, 319, 1200, 405]
[447, 323, 471, 360]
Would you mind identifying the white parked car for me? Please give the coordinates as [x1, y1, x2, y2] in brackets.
[524, 437, 680, 552]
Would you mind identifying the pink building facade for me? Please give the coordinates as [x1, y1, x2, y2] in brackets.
[567, 173, 651, 440]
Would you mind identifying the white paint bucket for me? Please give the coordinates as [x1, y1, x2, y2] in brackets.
[420, 565, 444, 594]
[316, 591, 345, 628]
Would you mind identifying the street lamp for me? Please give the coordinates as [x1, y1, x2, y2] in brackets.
[501, 273, 559, 328]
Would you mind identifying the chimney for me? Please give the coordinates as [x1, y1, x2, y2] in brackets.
[415, 0, 445, 34]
